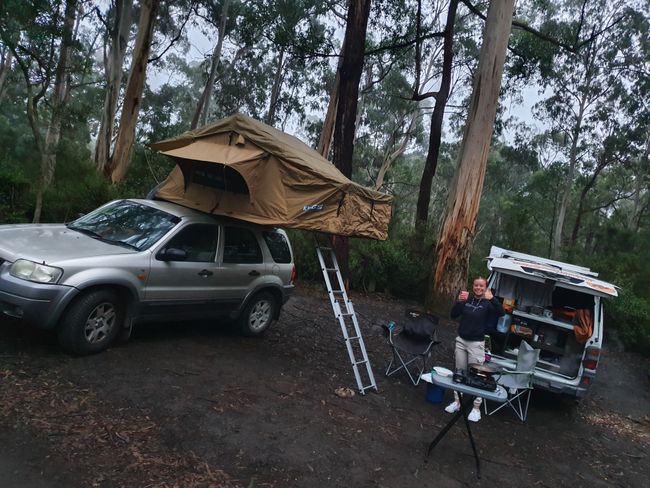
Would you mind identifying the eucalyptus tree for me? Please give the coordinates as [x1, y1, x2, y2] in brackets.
[94, 0, 134, 174]
[0, 44, 12, 103]
[429, 0, 515, 309]
[0, 0, 86, 222]
[526, 0, 634, 259]
[108, 0, 160, 183]
[190, 0, 232, 129]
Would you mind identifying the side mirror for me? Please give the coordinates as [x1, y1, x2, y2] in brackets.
[157, 247, 187, 262]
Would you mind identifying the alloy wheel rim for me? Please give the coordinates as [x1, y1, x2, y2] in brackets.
[248, 300, 271, 332]
[84, 302, 116, 343]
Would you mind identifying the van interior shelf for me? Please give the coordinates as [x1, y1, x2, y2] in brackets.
[530, 340, 565, 355]
[512, 309, 574, 331]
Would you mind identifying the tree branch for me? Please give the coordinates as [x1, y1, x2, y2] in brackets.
[364, 30, 444, 57]
[459, 0, 625, 54]
[148, 2, 195, 63]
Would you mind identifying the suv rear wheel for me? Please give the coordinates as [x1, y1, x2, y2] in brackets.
[58, 289, 124, 355]
[238, 291, 277, 336]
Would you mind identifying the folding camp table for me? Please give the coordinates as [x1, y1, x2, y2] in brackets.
[421, 372, 507, 479]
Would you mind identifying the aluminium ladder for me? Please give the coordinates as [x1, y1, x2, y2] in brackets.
[316, 245, 377, 395]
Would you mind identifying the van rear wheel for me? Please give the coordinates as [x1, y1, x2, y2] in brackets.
[58, 289, 124, 355]
[238, 292, 277, 336]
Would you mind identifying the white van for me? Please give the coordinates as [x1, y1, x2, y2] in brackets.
[486, 246, 617, 398]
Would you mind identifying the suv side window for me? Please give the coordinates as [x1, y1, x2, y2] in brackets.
[262, 231, 291, 263]
[223, 227, 263, 264]
[164, 224, 219, 262]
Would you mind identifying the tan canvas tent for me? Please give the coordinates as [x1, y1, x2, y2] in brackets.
[150, 113, 393, 240]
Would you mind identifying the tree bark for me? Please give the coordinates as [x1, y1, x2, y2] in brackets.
[569, 145, 611, 249]
[33, 0, 77, 223]
[429, 0, 514, 311]
[108, 0, 159, 183]
[95, 0, 133, 174]
[373, 111, 417, 190]
[414, 0, 459, 233]
[265, 46, 285, 126]
[550, 95, 586, 258]
[317, 65, 341, 158]
[330, 0, 372, 286]
[191, 0, 230, 129]
[0, 47, 12, 104]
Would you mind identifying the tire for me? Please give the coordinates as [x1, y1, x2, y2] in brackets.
[57, 289, 124, 355]
[238, 291, 277, 336]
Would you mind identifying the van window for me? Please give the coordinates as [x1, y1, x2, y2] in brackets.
[262, 231, 291, 263]
[164, 224, 218, 262]
[223, 227, 263, 264]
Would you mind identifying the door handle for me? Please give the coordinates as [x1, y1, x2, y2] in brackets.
[248, 270, 260, 277]
[198, 269, 213, 277]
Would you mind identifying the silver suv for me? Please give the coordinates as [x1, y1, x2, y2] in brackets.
[0, 199, 295, 355]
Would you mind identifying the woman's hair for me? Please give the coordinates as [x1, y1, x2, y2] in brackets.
[473, 276, 487, 285]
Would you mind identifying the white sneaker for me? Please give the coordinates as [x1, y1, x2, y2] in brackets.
[445, 401, 460, 413]
[467, 409, 481, 422]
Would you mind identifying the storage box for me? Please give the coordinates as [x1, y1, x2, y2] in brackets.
[426, 383, 445, 404]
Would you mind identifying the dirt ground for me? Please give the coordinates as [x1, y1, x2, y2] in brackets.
[1, 283, 649, 487]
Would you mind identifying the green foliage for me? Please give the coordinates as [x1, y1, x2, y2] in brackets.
[604, 289, 650, 353]
[285, 229, 321, 282]
[349, 236, 430, 298]
[0, 163, 30, 223]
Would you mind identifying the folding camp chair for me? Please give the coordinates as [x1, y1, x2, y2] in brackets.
[383, 310, 440, 386]
[484, 340, 540, 422]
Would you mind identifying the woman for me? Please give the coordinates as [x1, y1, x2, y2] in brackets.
[445, 277, 504, 422]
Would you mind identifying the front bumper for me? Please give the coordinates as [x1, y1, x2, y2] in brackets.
[0, 266, 77, 329]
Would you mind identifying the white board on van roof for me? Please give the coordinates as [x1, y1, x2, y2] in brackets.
[487, 247, 618, 298]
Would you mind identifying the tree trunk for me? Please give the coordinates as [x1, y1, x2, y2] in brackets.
[108, 0, 159, 183]
[569, 146, 611, 249]
[265, 46, 285, 126]
[429, 0, 514, 311]
[33, 0, 77, 223]
[414, 0, 459, 234]
[95, 0, 133, 174]
[374, 111, 417, 190]
[0, 47, 12, 104]
[550, 96, 587, 258]
[630, 138, 650, 231]
[317, 63, 342, 158]
[191, 0, 230, 129]
[330, 0, 372, 286]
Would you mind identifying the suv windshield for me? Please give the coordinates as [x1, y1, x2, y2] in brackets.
[67, 200, 180, 251]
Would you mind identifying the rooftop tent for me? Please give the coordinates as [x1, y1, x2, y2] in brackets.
[149, 113, 393, 240]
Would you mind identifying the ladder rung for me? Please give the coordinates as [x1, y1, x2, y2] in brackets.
[316, 245, 376, 394]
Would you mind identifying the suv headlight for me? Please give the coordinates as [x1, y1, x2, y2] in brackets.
[10, 259, 63, 284]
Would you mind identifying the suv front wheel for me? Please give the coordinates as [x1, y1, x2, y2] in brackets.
[238, 291, 277, 336]
[58, 289, 125, 355]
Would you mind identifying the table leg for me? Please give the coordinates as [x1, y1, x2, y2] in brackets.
[460, 395, 481, 479]
[426, 394, 482, 479]
[426, 407, 464, 458]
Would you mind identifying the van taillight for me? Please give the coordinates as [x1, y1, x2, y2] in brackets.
[290, 265, 297, 284]
[582, 346, 600, 370]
